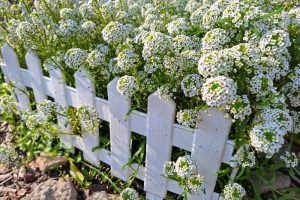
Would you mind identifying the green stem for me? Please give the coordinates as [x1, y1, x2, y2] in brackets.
[81, 161, 122, 193]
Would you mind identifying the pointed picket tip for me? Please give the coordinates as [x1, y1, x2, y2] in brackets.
[107, 77, 119, 92]
[148, 91, 176, 110]
[25, 51, 41, 67]
[1, 44, 19, 63]
[1, 43, 13, 55]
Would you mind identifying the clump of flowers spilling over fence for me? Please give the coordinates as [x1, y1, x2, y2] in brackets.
[1, 0, 300, 199]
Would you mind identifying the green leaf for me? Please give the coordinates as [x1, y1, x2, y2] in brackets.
[69, 159, 85, 184]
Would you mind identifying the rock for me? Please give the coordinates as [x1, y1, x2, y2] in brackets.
[18, 167, 26, 180]
[86, 191, 108, 200]
[0, 187, 17, 193]
[0, 172, 13, 182]
[23, 169, 38, 183]
[30, 154, 68, 172]
[108, 194, 119, 200]
[21, 178, 77, 200]
[17, 188, 27, 198]
[260, 171, 291, 194]
[0, 166, 11, 175]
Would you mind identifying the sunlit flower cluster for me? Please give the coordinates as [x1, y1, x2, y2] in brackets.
[120, 188, 140, 200]
[164, 155, 204, 195]
[223, 183, 246, 200]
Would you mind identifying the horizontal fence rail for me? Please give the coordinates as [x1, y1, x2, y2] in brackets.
[0, 44, 237, 200]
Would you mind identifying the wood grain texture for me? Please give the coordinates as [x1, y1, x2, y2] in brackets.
[144, 92, 176, 198]
[189, 108, 232, 200]
[107, 78, 131, 180]
[25, 52, 46, 103]
[75, 69, 99, 166]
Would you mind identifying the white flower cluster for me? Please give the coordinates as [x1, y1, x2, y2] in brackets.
[142, 31, 171, 60]
[198, 51, 234, 78]
[119, 188, 140, 200]
[64, 48, 88, 69]
[117, 49, 140, 71]
[0, 144, 20, 168]
[280, 151, 299, 168]
[259, 30, 291, 56]
[0, 93, 17, 115]
[117, 75, 138, 97]
[176, 109, 200, 129]
[76, 105, 100, 133]
[233, 146, 256, 168]
[223, 183, 246, 200]
[202, 28, 231, 52]
[102, 21, 133, 45]
[249, 122, 286, 158]
[157, 85, 176, 99]
[229, 95, 252, 121]
[37, 100, 61, 121]
[21, 110, 49, 129]
[163, 155, 204, 195]
[201, 76, 237, 107]
[181, 74, 202, 98]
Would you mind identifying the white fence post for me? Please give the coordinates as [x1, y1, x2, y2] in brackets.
[74, 69, 99, 166]
[25, 52, 47, 103]
[107, 77, 131, 181]
[144, 92, 176, 200]
[1, 44, 30, 111]
[48, 66, 75, 148]
[189, 108, 232, 200]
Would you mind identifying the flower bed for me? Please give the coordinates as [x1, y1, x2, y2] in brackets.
[1, 0, 300, 199]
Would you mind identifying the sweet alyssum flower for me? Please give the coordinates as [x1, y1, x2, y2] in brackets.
[223, 183, 246, 200]
[117, 75, 138, 97]
[280, 151, 299, 168]
[76, 105, 100, 133]
[64, 48, 88, 69]
[181, 74, 202, 98]
[120, 188, 140, 200]
[0, 144, 21, 168]
[201, 76, 237, 107]
[163, 156, 204, 197]
[250, 122, 286, 158]
[176, 109, 200, 129]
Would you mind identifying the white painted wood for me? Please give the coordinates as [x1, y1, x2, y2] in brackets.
[25, 52, 47, 103]
[1, 44, 30, 110]
[189, 108, 232, 200]
[75, 69, 99, 166]
[107, 77, 131, 180]
[144, 92, 176, 198]
[48, 65, 73, 148]
[146, 193, 163, 200]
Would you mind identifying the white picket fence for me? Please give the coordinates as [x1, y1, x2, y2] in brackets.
[0, 44, 238, 200]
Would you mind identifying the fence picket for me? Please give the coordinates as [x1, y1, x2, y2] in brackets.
[107, 78, 131, 181]
[1, 44, 30, 110]
[144, 92, 176, 199]
[25, 52, 47, 103]
[48, 66, 74, 148]
[75, 69, 99, 166]
[189, 108, 232, 200]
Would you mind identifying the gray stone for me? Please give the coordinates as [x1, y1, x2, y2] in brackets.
[260, 171, 291, 194]
[21, 178, 77, 200]
[30, 154, 68, 172]
[87, 191, 108, 200]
